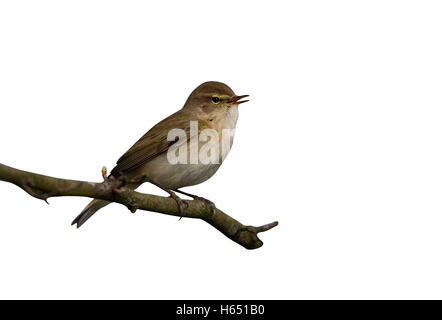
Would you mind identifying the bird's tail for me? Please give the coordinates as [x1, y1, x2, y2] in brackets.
[71, 199, 111, 228]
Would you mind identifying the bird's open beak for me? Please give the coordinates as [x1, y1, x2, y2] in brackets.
[229, 95, 249, 105]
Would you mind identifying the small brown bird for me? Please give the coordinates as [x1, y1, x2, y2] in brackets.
[72, 81, 249, 227]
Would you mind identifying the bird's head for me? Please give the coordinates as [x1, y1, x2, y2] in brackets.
[183, 81, 249, 113]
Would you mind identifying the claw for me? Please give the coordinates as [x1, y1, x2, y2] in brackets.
[169, 194, 188, 220]
[172, 189, 217, 219]
[194, 196, 216, 218]
[147, 180, 191, 220]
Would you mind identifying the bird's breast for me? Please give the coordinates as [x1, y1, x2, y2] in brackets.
[216, 105, 238, 160]
[136, 106, 239, 189]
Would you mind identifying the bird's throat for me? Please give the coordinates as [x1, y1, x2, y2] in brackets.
[221, 105, 239, 130]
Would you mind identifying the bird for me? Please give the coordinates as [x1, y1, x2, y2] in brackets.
[71, 81, 249, 228]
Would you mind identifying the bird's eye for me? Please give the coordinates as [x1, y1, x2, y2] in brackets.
[211, 97, 220, 104]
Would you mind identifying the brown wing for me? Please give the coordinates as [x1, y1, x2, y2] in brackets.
[110, 109, 211, 177]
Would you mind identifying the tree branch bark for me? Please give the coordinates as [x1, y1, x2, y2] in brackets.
[0, 163, 277, 249]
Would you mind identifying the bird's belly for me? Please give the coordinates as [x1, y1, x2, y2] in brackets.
[141, 154, 221, 189]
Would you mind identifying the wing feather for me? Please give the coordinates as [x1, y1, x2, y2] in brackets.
[110, 110, 212, 176]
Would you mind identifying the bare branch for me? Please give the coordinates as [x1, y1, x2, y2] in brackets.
[0, 163, 277, 249]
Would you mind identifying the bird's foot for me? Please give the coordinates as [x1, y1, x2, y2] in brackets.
[147, 181, 189, 220]
[168, 193, 188, 219]
[172, 189, 217, 218]
[193, 196, 217, 218]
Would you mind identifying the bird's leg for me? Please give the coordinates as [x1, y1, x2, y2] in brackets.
[173, 189, 216, 218]
[148, 180, 188, 218]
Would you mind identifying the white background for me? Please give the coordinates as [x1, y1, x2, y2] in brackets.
[0, 1, 441, 299]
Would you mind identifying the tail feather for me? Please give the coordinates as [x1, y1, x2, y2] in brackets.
[71, 199, 110, 228]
